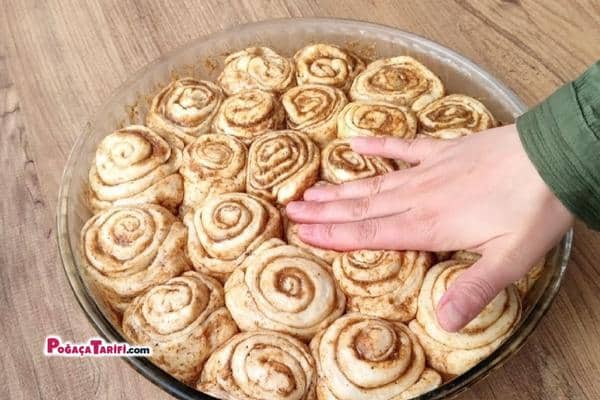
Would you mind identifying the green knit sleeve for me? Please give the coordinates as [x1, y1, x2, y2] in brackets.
[517, 61, 600, 230]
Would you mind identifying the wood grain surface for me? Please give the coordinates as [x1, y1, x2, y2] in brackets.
[1, 1, 600, 399]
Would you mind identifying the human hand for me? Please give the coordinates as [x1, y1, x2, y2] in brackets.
[285, 124, 573, 331]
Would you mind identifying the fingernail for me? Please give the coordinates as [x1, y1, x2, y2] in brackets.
[303, 188, 320, 201]
[349, 136, 371, 150]
[304, 187, 323, 201]
[286, 201, 304, 215]
[437, 297, 466, 332]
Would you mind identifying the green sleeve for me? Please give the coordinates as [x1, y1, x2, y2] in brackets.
[517, 61, 600, 230]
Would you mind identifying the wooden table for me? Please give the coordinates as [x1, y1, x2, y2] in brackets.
[2, 1, 600, 399]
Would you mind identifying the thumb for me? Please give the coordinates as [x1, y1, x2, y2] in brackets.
[350, 135, 441, 163]
[436, 247, 530, 332]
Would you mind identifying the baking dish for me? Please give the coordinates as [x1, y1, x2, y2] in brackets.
[57, 17, 572, 400]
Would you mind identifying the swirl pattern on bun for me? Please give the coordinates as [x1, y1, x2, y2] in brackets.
[417, 94, 496, 138]
[218, 47, 296, 95]
[333, 250, 432, 321]
[87, 125, 183, 214]
[198, 330, 317, 400]
[225, 239, 345, 341]
[246, 130, 320, 205]
[213, 89, 285, 144]
[397, 369, 443, 400]
[310, 313, 440, 400]
[294, 43, 365, 91]
[80, 204, 188, 315]
[179, 134, 247, 215]
[282, 84, 348, 147]
[409, 260, 521, 376]
[122, 271, 238, 384]
[146, 78, 223, 145]
[350, 56, 444, 111]
[337, 101, 417, 139]
[184, 192, 282, 283]
[321, 138, 395, 184]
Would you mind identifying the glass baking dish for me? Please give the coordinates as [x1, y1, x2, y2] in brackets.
[56, 17, 572, 400]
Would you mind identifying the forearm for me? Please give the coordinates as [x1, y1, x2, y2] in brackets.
[517, 61, 600, 230]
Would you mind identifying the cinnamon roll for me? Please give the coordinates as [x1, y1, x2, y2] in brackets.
[398, 369, 443, 400]
[321, 138, 396, 184]
[80, 204, 188, 315]
[87, 125, 183, 215]
[417, 94, 496, 138]
[350, 56, 444, 112]
[293, 43, 365, 91]
[310, 313, 440, 400]
[409, 260, 521, 376]
[434, 251, 454, 262]
[450, 250, 481, 264]
[184, 192, 282, 283]
[213, 89, 285, 144]
[333, 250, 432, 322]
[122, 271, 238, 385]
[246, 130, 320, 205]
[179, 134, 247, 216]
[515, 257, 546, 298]
[198, 330, 317, 400]
[146, 78, 223, 145]
[218, 47, 296, 95]
[337, 101, 417, 139]
[225, 239, 345, 341]
[282, 84, 348, 147]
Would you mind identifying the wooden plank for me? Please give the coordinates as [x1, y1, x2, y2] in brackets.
[1, 0, 599, 399]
